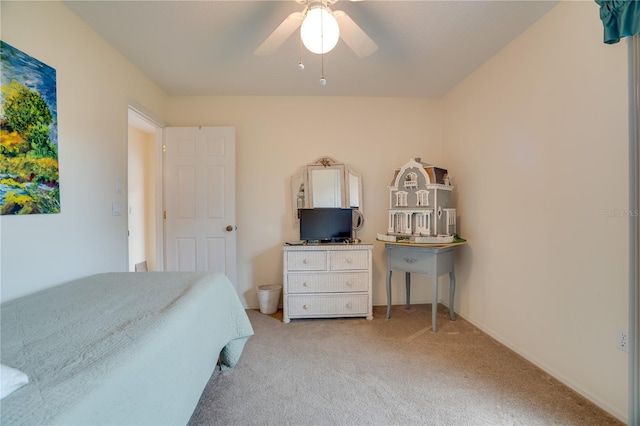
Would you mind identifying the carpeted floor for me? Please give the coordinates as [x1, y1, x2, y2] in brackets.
[188, 304, 624, 426]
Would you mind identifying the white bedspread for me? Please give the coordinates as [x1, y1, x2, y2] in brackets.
[0, 272, 254, 425]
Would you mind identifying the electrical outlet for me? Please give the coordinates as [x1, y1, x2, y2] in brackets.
[617, 328, 628, 352]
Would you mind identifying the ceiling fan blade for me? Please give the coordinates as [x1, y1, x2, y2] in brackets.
[333, 10, 378, 58]
[254, 12, 304, 56]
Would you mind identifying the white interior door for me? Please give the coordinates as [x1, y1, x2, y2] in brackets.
[164, 127, 236, 286]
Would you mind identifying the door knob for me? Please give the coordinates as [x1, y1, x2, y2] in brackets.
[226, 225, 235, 232]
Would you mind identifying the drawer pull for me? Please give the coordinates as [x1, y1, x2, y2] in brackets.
[346, 258, 352, 264]
[303, 304, 308, 310]
[346, 303, 352, 309]
[404, 257, 417, 264]
[346, 281, 352, 287]
[303, 282, 308, 287]
[303, 259, 308, 264]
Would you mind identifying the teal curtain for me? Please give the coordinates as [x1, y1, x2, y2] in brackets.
[596, 0, 640, 43]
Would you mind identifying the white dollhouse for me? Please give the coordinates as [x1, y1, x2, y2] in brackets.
[377, 158, 457, 243]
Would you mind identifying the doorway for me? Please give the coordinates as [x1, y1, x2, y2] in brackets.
[127, 106, 164, 271]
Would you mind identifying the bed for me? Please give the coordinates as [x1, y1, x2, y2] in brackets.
[0, 272, 254, 425]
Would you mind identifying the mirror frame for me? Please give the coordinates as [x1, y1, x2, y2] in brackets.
[291, 156, 364, 223]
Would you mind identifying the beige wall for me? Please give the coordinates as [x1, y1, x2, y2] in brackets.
[0, 1, 167, 300]
[0, 0, 630, 421]
[443, 2, 629, 420]
[165, 96, 444, 307]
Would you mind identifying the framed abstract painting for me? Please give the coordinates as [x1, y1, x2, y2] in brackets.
[0, 41, 59, 215]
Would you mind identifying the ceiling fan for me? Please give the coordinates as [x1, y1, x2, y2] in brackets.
[254, 0, 378, 59]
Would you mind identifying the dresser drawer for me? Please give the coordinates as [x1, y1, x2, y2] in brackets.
[329, 250, 369, 271]
[287, 272, 369, 293]
[287, 294, 369, 317]
[286, 251, 327, 271]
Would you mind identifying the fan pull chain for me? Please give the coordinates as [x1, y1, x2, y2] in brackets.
[319, 5, 326, 86]
[297, 34, 304, 71]
[320, 53, 326, 86]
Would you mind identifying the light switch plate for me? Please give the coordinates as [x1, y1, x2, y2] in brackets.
[112, 201, 122, 216]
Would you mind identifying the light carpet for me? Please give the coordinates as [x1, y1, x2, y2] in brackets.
[188, 305, 623, 426]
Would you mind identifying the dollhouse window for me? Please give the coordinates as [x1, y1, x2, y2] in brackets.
[416, 190, 429, 206]
[445, 208, 456, 235]
[394, 213, 405, 231]
[403, 172, 418, 189]
[396, 191, 408, 207]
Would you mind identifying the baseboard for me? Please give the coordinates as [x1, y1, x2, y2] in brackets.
[372, 301, 627, 423]
[452, 308, 628, 424]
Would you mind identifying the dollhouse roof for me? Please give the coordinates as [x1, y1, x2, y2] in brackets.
[390, 158, 449, 187]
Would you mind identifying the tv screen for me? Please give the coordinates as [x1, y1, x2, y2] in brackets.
[299, 208, 353, 243]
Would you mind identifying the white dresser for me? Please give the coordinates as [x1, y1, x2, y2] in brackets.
[282, 243, 374, 323]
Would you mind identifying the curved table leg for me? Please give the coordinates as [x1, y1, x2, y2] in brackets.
[405, 272, 411, 311]
[432, 266, 438, 332]
[386, 270, 393, 319]
[449, 270, 456, 321]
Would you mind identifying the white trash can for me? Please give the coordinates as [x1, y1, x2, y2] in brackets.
[257, 284, 282, 314]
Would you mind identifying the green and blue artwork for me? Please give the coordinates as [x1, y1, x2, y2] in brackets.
[1, 40, 59, 215]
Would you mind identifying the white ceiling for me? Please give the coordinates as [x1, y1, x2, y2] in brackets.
[63, 0, 558, 98]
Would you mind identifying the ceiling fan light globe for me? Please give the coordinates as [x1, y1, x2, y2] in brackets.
[301, 7, 339, 54]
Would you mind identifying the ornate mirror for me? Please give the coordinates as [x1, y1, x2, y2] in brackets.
[292, 156, 363, 223]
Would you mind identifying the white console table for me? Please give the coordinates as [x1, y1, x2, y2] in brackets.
[282, 244, 374, 323]
[384, 241, 466, 332]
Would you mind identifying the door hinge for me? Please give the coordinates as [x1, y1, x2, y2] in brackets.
[162, 144, 167, 153]
[163, 210, 167, 219]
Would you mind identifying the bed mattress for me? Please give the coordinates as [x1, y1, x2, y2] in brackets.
[0, 272, 254, 425]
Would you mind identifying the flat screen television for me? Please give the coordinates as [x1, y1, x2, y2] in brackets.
[299, 208, 353, 243]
